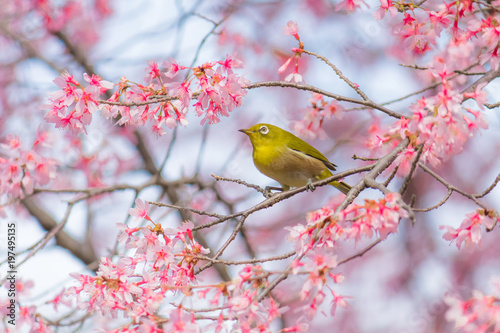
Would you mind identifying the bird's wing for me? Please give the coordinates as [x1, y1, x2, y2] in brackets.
[286, 137, 337, 171]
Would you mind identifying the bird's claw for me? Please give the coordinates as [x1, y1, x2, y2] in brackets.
[306, 179, 316, 192]
[263, 186, 283, 198]
[263, 187, 274, 198]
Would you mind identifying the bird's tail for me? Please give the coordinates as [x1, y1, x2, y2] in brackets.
[330, 180, 351, 195]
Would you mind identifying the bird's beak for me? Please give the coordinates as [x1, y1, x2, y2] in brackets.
[239, 128, 251, 135]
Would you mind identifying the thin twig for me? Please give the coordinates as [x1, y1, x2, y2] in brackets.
[476, 173, 500, 198]
[418, 162, 487, 209]
[301, 49, 369, 101]
[399, 144, 424, 195]
[149, 201, 225, 219]
[191, 251, 295, 266]
[212, 174, 266, 194]
[413, 189, 453, 212]
[0, 202, 75, 285]
[337, 238, 383, 265]
[195, 125, 209, 176]
[159, 126, 178, 173]
[245, 81, 405, 119]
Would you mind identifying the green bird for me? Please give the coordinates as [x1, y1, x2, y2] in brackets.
[239, 123, 351, 196]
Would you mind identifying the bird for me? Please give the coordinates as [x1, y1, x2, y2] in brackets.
[239, 123, 351, 197]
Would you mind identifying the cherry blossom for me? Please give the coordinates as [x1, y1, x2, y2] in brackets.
[335, 0, 369, 13]
[283, 20, 300, 40]
[128, 198, 153, 222]
[440, 210, 498, 249]
[0, 135, 58, 199]
[444, 282, 500, 332]
[374, 0, 398, 20]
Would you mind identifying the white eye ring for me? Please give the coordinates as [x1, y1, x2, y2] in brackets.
[259, 126, 269, 134]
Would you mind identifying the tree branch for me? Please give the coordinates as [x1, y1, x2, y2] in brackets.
[245, 81, 405, 119]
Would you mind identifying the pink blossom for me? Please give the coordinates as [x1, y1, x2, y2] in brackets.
[342, 193, 407, 242]
[330, 291, 351, 316]
[162, 58, 184, 78]
[46, 72, 111, 134]
[444, 283, 500, 332]
[389, 116, 410, 139]
[374, 0, 398, 20]
[218, 53, 244, 74]
[463, 82, 488, 109]
[440, 211, 496, 249]
[128, 198, 153, 222]
[428, 9, 452, 37]
[393, 147, 416, 176]
[83, 73, 114, 93]
[278, 56, 293, 74]
[292, 94, 344, 139]
[32, 128, 53, 149]
[47, 288, 72, 311]
[0, 136, 58, 199]
[283, 20, 300, 40]
[146, 61, 162, 83]
[463, 108, 488, 133]
[335, 0, 369, 13]
[282, 323, 310, 332]
[193, 56, 248, 125]
[285, 71, 303, 83]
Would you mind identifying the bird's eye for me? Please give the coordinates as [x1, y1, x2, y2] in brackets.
[259, 126, 269, 135]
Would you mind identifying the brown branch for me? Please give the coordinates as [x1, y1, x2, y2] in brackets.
[484, 101, 500, 109]
[301, 49, 369, 101]
[245, 81, 405, 119]
[399, 144, 424, 195]
[191, 251, 295, 266]
[461, 67, 500, 94]
[418, 162, 488, 209]
[413, 189, 453, 212]
[149, 201, 225, 219]
[381, 62, 480, 107]
[337, 238, 383, 265]
[20, 198, 98, 267]
[195, 215, 249, 274]
[476, 173, 500, 198]
[52, 31, 95, 76]
[211, 174, 266, 194]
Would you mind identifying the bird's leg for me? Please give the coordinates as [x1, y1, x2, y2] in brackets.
[263, 186, 284, 198]
[305, 178, 316, 192]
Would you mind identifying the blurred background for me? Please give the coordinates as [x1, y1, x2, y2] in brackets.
[1, 0, 500, 332]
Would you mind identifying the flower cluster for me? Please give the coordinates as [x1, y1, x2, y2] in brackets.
[0, 131, 58, 201]
[371, 68, 488, 175]
[192, 54, 249, 125]
[336, 0, 369, 13]
[278, 21, 304, 83]
[284, 193, 408, 323]
[0, 279, 57, 332]
[373, 0, 500, 71]
[445, 281, 500, 332]
[440, 210, 498, 249]
[67, 199, 294, 331]
[45, 72, 114, 135]
[292, 93, 344, 139]
[289, 193, 408, 254]
[47, 55, 249, 136]
[69, 219, 205, 327]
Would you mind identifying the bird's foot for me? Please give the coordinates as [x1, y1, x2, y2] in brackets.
[263, 186, 283, 198]
[305, 179, 316, 192]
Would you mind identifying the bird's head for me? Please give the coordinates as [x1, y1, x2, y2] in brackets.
[239, 123, 284, 147]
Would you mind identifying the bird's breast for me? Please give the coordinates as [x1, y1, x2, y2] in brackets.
[252, 145, 330, 187]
